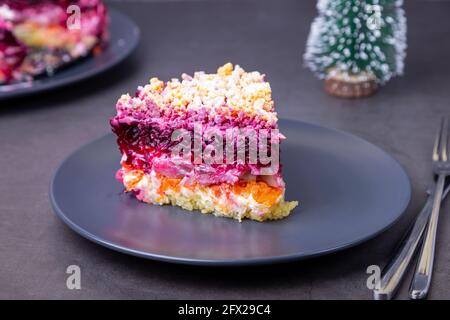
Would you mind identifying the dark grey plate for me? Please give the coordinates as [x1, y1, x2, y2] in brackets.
[0, 8, 139, 100]
[50, 120, 411, 266]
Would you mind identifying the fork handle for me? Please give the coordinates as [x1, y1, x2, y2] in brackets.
[409, 174, 446, 300]
[373, 192, 434, 300]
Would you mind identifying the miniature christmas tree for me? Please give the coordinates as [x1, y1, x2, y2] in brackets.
[304, 0, 407, 98]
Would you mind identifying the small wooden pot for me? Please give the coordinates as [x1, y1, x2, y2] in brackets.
[324, 70, 378, 98]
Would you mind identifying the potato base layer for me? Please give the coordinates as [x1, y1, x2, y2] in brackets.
[120, 167, 298, 222]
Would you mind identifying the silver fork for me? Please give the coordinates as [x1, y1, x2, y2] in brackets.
[373, 184, 450, 300]
[409, 117, 450, 299]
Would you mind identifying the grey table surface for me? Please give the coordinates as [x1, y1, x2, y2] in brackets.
[1, 0, 449, 300]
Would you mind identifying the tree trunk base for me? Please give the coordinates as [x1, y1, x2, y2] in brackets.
[324, 71, 378, 98]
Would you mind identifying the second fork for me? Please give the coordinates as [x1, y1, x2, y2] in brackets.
[409, 116, 450, 299]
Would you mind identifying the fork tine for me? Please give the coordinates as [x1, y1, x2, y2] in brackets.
[442, 116, 450, 161]
[433, 118, 444, 161]
[441, 117, 449, 162]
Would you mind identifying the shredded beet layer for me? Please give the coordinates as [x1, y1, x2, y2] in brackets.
[111, 118, 284, 186]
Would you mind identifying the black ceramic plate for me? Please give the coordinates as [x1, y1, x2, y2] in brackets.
[0, 8, 139, 100]
[50, 120, 411, 266]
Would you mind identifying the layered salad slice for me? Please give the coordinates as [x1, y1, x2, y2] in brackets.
[0, 18, 26, 83]
[110, 63, 298, 221]
[0, 0, 108, 84]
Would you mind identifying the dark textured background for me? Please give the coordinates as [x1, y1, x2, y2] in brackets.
[1, 0, 449, 299]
